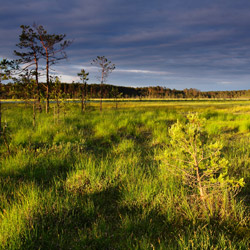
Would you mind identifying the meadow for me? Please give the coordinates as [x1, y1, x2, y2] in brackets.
[0, 100, 250, 249]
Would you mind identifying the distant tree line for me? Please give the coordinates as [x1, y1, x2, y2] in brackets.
[1, 83, 250, 99]
[1, 21, 250, 142]
[1, 22, 250, 138]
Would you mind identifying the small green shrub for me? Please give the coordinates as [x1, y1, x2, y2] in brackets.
[159, 113, 245, 219]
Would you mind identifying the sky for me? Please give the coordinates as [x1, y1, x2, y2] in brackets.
[1, 0, 250, 91]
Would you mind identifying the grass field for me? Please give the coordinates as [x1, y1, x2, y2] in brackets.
[0, 100, 250, 249]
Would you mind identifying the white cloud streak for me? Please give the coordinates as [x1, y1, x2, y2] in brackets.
[115, 69, 172, 75]
[218, 81, 233, 85]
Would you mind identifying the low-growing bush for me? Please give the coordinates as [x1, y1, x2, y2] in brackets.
[158, 113, 245, 220]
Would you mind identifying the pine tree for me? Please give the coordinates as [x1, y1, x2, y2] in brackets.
[34, 24, 72, 113]
[14, 25, 43, 112]
[77, 69, 89, 112]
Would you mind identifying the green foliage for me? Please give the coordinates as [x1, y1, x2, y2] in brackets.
[160, 113, 245, 218]
[77, 69, 89, 83]
[0, 59, 18, 81]
[77, 69, 89, 111]
[91, 56, 115, 84]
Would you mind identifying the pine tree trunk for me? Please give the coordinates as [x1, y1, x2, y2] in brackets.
[196, 166, 205, 201]
[100, 83, 103, 112]
[81, 87, 84, 112]
[53, 105, 56, 124]
[0, 99, 2, 138]
[57, 97, 60, 122]
[3, 125, 10, 155]
[0, 79, 2, 137]
[100, 95, 102, 111]
[45, 50, 50, 113]
[84, 82, 87, 111]
[33, 100, 36, 128]
[46, 86, 49, 113]
[100, 70, 104, 112]
[34, 55, 42, 112]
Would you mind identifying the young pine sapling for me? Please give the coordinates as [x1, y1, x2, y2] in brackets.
[77, 69, 89, 112]
[160, 113, 244, 217]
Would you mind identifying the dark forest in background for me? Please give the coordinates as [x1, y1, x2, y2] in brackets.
[2, 82, 250, 99]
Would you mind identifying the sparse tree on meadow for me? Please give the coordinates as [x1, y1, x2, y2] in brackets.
[51, 76, 63, 123]
[0, 59, 18, 154]
[0, 59, 18, 137]
[91, 56, 115, 111]
[34, 24, 72, 113]
[111, 86, 122, 109]
[77, 69, 89, 112]
[17, 70, 37, 127]
[14, 25, 43, 112]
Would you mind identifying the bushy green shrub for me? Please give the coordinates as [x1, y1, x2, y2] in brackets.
[159, 113, 245, 218]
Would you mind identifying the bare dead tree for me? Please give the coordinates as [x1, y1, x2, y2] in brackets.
[91, 56, 115, 111]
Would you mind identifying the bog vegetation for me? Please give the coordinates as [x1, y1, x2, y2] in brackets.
[0, 23, 250, 249]
[0, 100, 250, 249]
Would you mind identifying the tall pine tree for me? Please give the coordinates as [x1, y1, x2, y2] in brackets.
[34, 24, 72, 113]
[14, 25, 43, 112]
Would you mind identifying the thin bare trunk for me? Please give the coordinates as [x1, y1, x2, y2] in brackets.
[3, 124, 10, 155]
[46, 87, 49, 113]
[33, 100, 36, 128]
[100, 69, 104, 111]
[39, 36, 50, 114]
[46, 53, 49, 113]
[0, 84, 2, 138]
[193, 149, 205, 201]
[34, 55, 42, 112]
[100, 90, 102, 111]
[63, 104, 66, 119]
[84, 82, 87, 111]
[81, 87, 84, 112]
[196, 166, 205, 200]
[0, 96, 2, 138]
[57, 97, 59, 122]
[53, 105, 56, 124]
[32, 78, 36, 128]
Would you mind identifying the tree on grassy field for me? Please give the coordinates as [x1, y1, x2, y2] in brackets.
[51, 76, 65, 123]
[111, 86, 122, 109]
[160, 113, 244, 217]
[77, 69, 89, 112]
[17, 71, 38, 127]
[14, 25, 43, 112]
[0, 59, 18, 154]
[34, 24, 72, 113]
[0, 59, 18, 137]
[91, 56, 115, 111]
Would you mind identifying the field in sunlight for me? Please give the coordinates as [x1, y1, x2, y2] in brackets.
[0, 100, 250, 249]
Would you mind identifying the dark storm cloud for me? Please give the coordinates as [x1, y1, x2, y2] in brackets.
[1, 0, 250, 90]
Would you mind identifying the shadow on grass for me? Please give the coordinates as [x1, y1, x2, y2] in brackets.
[0, 150, 75, 212]
[19, 184, 173, 250]
[19, 183, 250, 250]
[0, 154, 73, 187]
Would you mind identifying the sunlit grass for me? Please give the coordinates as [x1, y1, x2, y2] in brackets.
[0, 101, 249, 249]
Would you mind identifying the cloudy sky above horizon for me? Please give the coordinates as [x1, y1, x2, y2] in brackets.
[1, 0, 250, 91]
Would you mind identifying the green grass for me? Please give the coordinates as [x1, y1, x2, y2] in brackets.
[0, 101, 250, 249]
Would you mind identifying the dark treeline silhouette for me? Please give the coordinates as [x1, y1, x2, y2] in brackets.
[2, 82, 250, 99]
